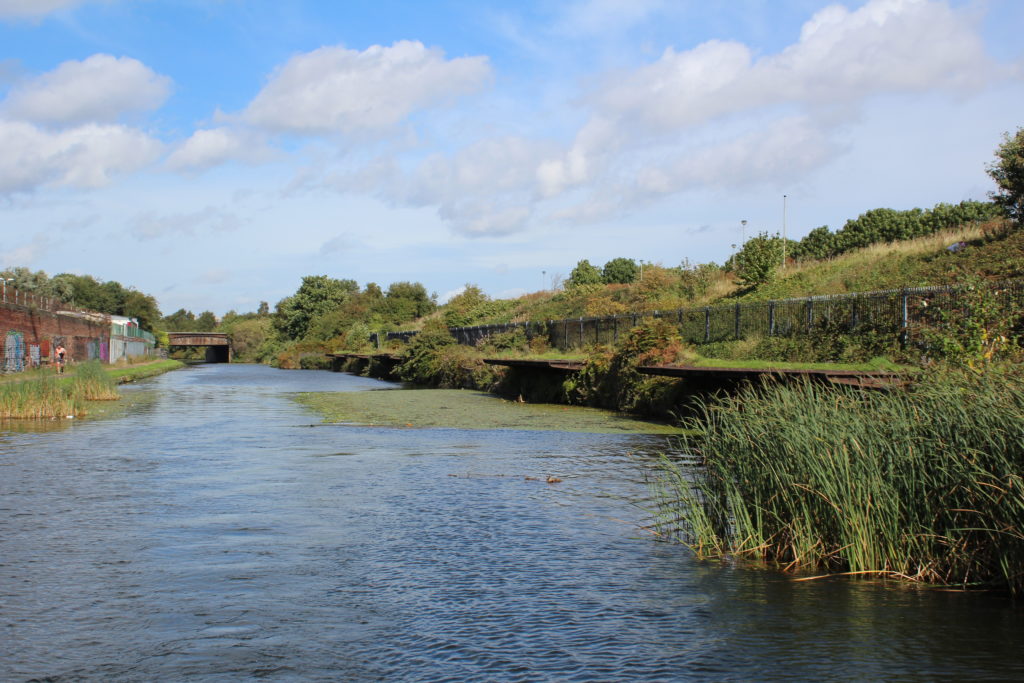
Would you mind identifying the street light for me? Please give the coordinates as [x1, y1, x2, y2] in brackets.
[541, 270, 546, 292]
[782, 195, 788, 269]
[740, 219, 747, 246]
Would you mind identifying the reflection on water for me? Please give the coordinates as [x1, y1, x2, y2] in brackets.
[1, 364, 1021, 681]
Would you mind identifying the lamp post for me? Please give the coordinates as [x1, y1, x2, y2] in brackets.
[541, 270, 546, 292]
[782, 195, 788, 269]
[740, 219, 747, 246]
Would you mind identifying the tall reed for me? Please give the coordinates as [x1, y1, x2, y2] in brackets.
[0, 376, 80, 418]
[654, 368, 1024, 593]
[71, 360, 120, 400]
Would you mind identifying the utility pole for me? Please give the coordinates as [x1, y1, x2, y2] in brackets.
[782, 195, 788, 269]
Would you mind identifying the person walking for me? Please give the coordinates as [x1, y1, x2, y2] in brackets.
[55, 344, 67, 374]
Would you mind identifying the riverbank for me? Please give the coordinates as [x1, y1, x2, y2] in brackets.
[333, 319, 909, 420]
[653, 365, 1024, 595]
[0, 359, 184, 419]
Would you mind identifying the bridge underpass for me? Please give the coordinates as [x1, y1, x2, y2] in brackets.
[167, 332, 233, 363]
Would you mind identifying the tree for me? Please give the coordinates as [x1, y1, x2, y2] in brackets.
[735, 232, 785, 287]
[988, 127, 1024, 223]
[792, 225, 836, 261]
[602, 257, 639, 284]
[257, 301, 270, 317]
[162, 308, 196, 331]
[273, 275, 358, 340]
[567, 259, 603, 288]
[121, 290, 161, 330]
[195, 311, 218, 332]
[379, 281, 435, 324]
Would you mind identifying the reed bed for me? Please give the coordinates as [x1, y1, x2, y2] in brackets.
[73, 360, 121, 400]
[654, 368, 1024, 594]
[0, 376, 81, 418]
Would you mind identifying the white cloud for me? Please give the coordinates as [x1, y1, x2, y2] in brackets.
[166, 127, 274, 171]
[2, 54, 172, 125]
[0, 0, 82, 19]
[244, 40, 492, 135]
[0, 232, 49, 267]
[329, 137, 555, 236]
[538, 0, 1000, 200]
[0, 120, 162, 194]
[130, 206, 241, 241]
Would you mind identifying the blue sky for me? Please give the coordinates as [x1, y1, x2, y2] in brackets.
[1, 0, 1022, 316]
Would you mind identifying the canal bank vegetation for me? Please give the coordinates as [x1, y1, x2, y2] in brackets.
[652, 366, 1024, 595]
[0, 359, 184, 419]
[296, 388, 683, 435]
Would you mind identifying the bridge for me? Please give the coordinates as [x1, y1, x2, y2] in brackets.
[167, 332, 232, 363]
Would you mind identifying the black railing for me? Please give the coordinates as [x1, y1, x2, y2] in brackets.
[376, 279, 1024, 352]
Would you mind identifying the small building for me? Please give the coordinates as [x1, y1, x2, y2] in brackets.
[109, 315, 156, 363]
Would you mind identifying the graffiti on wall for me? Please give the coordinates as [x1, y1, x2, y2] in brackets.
[4, 331, 25, 372]
[29, 344, 40, 368]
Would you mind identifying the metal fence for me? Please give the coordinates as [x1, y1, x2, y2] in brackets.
[378, 279, 1024, 352]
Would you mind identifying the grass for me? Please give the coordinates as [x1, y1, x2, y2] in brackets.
[652, 366, 1024, 594]
[104, 359, 184, 383]
[0, 358, 184, 419]
[295, 388, 685, 434]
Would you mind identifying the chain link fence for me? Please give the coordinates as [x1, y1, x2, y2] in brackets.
[377, 279, 1024, 352]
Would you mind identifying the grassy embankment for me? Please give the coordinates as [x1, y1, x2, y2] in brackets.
[333, 222, 1018, 407]
[653, 367, 1024, 595]
[0, 359, 184, 419]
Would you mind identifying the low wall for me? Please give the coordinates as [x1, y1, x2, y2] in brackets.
[0, 301, 110, 372]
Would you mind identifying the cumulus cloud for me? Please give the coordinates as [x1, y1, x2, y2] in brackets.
[328, 136, 555, 236]
[0, 120, 162, 194]
[130, 206, 242, 241]
[537, 0, 999, 200]
[3, 54, 171, 125]
[244, 40, 491, 135]
[0, 0, 82, 19]
[166, 127, 274, 171]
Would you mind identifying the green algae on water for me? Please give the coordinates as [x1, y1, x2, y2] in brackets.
[294, 388, 685, 435]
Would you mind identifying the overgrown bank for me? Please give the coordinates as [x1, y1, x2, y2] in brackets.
[653, 367, 1024, 595]
[0, 359, 184, 419]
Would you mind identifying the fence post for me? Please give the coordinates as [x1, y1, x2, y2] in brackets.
[704, 308, 711, 343]
[806, 299, 814, 332]
[900, 289, 909, 347]
[768, 301, 776, 336]
[579, 318, 584, 347]
[734, 303, 741, 340]
[613, 316, 618, 344]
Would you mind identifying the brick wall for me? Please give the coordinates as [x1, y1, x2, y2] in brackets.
[0, 302, 110, 371]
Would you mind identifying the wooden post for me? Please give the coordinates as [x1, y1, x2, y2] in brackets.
[704, 307, 711, 343]
[768, 301, 776, 337]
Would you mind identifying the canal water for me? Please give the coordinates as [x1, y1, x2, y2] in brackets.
[2, 364, 1022, 681]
